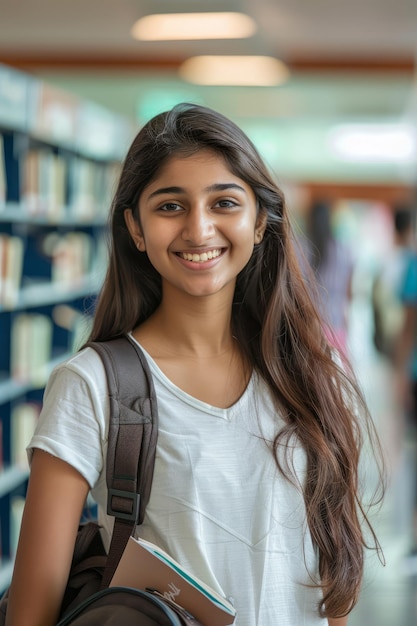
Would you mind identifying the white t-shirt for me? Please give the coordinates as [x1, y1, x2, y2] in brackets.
[28, 340, 326, 626]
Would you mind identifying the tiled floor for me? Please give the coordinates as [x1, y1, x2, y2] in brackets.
[346, 299, 417, 626]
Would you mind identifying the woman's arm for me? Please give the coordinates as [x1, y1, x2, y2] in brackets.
[6, 449, 90, 626]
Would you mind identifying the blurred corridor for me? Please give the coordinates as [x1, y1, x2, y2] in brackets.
[347, 273, 417, 626]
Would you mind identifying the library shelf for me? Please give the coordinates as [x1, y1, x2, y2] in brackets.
[0, 61, 136, 587]
[0, 559, 15, 593]
[0, 466, 30, 500]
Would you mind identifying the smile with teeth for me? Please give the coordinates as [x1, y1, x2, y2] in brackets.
[177, 249, 222, 263]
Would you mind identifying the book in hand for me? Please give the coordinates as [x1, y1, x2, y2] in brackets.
[110, 536, 236, 626]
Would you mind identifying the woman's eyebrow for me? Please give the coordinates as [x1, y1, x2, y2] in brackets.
[146, 182, 247, 201]
[147, 186, 183, 199]
[205, 183, 247, 194]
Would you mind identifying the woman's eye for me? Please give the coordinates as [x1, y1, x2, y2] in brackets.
[215, 199, 237, 209]
[158, 202, 182, 212]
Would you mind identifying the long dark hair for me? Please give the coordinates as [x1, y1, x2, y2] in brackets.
[87, 103, 384, 619]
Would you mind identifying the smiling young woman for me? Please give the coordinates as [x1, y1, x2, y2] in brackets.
[6, 103, 384, 626]
[124, 149, 265, 302]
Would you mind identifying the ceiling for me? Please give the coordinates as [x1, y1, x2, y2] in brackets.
[0, 0, 416, 188]
[0, 0, 415, 64]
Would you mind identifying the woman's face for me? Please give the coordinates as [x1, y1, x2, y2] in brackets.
[125, 149, 265, 302]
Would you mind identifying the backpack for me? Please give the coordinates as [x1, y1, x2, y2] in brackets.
[0, 335, 202, 626]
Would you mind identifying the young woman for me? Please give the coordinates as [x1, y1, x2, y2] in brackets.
[6, 103, 384, 626]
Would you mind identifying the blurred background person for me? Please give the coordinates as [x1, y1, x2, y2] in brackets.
[303, 199, 355, 360]
[372, 205, 415, 364]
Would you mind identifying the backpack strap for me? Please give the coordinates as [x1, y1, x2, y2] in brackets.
[86, 335, 158, 588]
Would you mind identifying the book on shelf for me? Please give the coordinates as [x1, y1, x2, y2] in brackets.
[51, 231, 93, 286]
[69, 157, 98, 219]
[21, 148, 39, 214]
[10, 313, 53, 385]
[40, 151, 66, 219]
[0, 134, 6, 208]
[110, 536, 236, 626]
[0, 233, 24, 308]
[11, 402, 40, 468]
[21, 149, 67, 218]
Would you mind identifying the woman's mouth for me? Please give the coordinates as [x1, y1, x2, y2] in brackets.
[177, 249, 222, 263]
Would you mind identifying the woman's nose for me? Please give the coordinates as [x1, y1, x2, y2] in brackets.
[181, 208, 216, 243]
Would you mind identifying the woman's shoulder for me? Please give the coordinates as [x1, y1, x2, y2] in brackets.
[47, 346, 108, 395]
[40, 346, 110, 441]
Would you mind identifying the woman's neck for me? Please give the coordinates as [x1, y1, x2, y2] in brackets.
[134, 291, 235, 358]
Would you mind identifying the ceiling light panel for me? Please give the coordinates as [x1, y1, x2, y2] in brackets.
[179, 56, 290, 87]
[131, 12, 257, 41]
[327, 123, 417, 163]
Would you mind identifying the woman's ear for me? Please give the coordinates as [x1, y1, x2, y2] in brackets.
[254, 209, 267, 244]
[124, 208, 145, 251]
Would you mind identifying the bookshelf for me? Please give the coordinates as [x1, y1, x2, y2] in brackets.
[0, 63, 135, 589]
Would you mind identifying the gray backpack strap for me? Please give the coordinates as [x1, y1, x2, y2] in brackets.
[86, 335, 158, 588]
